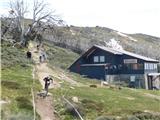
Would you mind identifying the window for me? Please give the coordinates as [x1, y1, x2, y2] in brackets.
[124, 63, 143, 70]
[93, 56, 99, 62]
[132, 64, 138, 70]
[100, 56, 105, 62]
[130, 76, 135, 82]
[150, 64, 154, 70]
[137, 64, 143, 70]
[153, 64, 157, 69]
[144, 63, 157, 70]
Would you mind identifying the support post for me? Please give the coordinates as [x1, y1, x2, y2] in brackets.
[144, 74, 148, 90]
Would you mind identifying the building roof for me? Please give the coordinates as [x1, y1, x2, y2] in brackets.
[81, 63, 109, 66]
[69, 45, 159, 69]
[94, 45, 159, 62]
[94, 45, 122, 55]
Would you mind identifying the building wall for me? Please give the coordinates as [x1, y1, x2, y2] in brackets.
[69, 47, 159, 89]
[80, 66, 105, 80]
[106, 74, 146, 89]
[69, 57, 86, 73]
[119, 54, 145, 74]
[86, 48, 120, 64]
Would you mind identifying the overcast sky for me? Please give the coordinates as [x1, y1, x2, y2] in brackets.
[1, 0, 160, 37]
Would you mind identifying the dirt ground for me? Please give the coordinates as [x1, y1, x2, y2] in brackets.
[30, 43, 59, 120]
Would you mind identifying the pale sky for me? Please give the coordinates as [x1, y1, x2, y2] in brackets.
[1, 0, 160, 37]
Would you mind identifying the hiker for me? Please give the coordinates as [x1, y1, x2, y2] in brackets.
[42, 52, 47, 62]
[39, 55, 42, 63]
[26, 51, 32, 59]
[43, 76, 53, 96]
[37, 44, 40, 51]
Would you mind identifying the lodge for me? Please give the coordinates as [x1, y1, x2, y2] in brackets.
[69, 45, 160, 89]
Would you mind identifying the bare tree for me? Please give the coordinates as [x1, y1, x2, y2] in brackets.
[9, 0, 28, 44]
[24, 0, 63, 46]
[4, 0, 63, 46]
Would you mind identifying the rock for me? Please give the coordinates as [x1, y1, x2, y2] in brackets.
[70, 86, 75, 89]
[72, 96, 78, 103]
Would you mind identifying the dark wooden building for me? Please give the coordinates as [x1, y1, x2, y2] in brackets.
[69, 45, 160, 89]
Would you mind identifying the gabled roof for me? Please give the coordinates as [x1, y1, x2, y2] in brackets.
[94, 45, 122, 55]
[95, 45, 159, 62]
[69, 45, 159, 69]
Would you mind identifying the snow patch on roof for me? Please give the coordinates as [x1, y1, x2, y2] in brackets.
[105, 38, 123, 50]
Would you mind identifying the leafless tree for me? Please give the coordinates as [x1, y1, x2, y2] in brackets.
[9, 0, 28, 44]
[4, 0, 63, 46]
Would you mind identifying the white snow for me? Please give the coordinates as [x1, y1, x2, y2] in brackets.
[117, 31, 137, 42]
[70, 29, 76, 35]
[117, 32, 128, 37]
[0, 100, 8, 104]
[105, 38, 123, 50]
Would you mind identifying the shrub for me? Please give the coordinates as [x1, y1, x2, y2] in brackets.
[128, 116, 140, 120]
[1, 41, 32, 69]
[96, 116, 116, 120]
[90, 84, 97, 88]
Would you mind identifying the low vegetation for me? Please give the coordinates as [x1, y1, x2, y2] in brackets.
[51, 86, 160, 120]
[1, 41, 33, 69]
[44, 41, 79, 69]
[1, 41, 160, 120]
[1, 41, 40, 120]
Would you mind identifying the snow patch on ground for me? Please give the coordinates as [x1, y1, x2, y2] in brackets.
[70, 30, 76, 35]
[117, 31, 137, 42]
[105, 38, 123, 50]
[0, 100, 8, 104]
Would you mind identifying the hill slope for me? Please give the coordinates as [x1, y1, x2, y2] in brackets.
[1, 41, 160, 120]
[44, 26, 160, 60]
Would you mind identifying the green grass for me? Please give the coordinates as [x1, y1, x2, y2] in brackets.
[1, 41, 40, 120]
[44, 41, 79, 69]
[1, 41, 33, 69]
[1, 65, 34, 119]
[51, 86, 160, 120]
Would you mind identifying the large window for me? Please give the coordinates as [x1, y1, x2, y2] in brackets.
[93, 56, 99, 62]
[145, 63, 157, 70]
[93, 56, 105, 63]
[124, 63, 143, 70]
[100, 56, 105, 62]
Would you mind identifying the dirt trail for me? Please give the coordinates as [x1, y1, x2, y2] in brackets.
[29, 42, 82, 120]
[29, 43, 59, 120]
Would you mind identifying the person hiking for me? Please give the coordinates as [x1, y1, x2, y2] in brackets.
[39, 55, 41, 62]
[26, 51, 32, 59]
[43, 76, 53, 96]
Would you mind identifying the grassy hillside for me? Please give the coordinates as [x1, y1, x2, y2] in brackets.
[43, 42, 160, 120]
[43, 41, 79, 69]
[1, 40, 160, 120]
[52, 86, 160, 120]
[44, 26, 160, 61]
[1, 42, 40, 120]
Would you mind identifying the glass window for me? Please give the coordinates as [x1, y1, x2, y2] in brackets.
[138, 64, 143, 70]
[154, 64, 157, 69]
[132, 64, 138, 70]
[145, 63, 149, 70]
[149, 63, 153, 70]
[93, 56, 99, 62]
[100, 56, 105, 62]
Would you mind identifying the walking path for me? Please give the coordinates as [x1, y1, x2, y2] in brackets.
[29, 42, 82, 120]
[29, 42, 59, 120]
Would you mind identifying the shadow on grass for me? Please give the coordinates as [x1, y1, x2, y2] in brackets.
[16, 97, 33, 111]
[2, 81, 21, 89]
